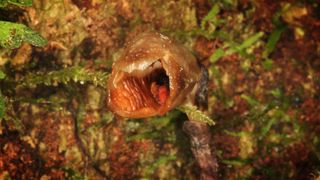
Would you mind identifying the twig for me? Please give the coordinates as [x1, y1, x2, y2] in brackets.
[183, 66, 219, 179]
[183, 120, 218, 179]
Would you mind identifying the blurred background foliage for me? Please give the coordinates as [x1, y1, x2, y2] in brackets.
[0, 0, 320, 179]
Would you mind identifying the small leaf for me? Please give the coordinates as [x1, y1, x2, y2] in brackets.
[201, 4, 220, 30]
[269, 88, 282, 98]
[229, 32, 264, 53]
[8, 0, 32, 6]
[224, 130, 247, 137]
[177, 104, 215, 126]
[23, 27, 47, 47]
[0, 0, 32, 7]
[263, 25, 286, 58]
[241, 94, 259, 106]
[210, 32, 263, 62]
[239, 32, 264, 50]
[0, 70, 6, 79]
[0, 21, 47, 49]
[262, 58, 274, 70]
[222, 159, 246, 167]
[260, 117, 276, 137]
[209, 48, 225, 63]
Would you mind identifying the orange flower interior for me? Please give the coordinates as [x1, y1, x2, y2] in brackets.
[108, 62, 170, 118]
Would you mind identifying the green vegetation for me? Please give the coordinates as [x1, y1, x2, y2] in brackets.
[178, 105, 215, 126]
[0, 21, 47, 49]
[0, 0, 32, 7]
[0, 0, 46, 49]
[22, 66, 109, 87]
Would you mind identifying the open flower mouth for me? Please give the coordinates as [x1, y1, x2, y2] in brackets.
[107, 32, 202, 118]
[108, 60, 170, 117]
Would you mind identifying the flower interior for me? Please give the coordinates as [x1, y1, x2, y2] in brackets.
[110, 60, 170, 116]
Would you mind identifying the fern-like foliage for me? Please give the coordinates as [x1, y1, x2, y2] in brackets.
[0, 21, 47, 49]
[177, 105, 215, 126]
[22, 66, 109, 87]
[0, 0, 32, 7]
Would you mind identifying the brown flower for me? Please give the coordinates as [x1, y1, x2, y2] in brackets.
[107, 32, 202, 118]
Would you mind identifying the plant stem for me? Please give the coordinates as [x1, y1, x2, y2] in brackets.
[183, 120, 218, 179]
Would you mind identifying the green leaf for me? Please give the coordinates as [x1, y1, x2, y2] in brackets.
[23, 27, 47, 46]
[0, 70, 6, 79]
[0, 21, 47, 49]
[177, 104, 215, 126]
[224, 130, 247, 137]
[0, 0, 32, 7]
[229, 32, 264, 53]
[8, 0, 32, 6]
[260, 117, 276, 137]
[201, 4, 220, 30]
[262, 58, 274, 70]
[241, 94, 259, 106]
[269, 88, 282, 98]
[209, 32, 263, 63]
[0, 91, 5, 119]
[263, 25, 286, 58]
[209, 48, 224, 63]
[222, 159, 246, 167]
